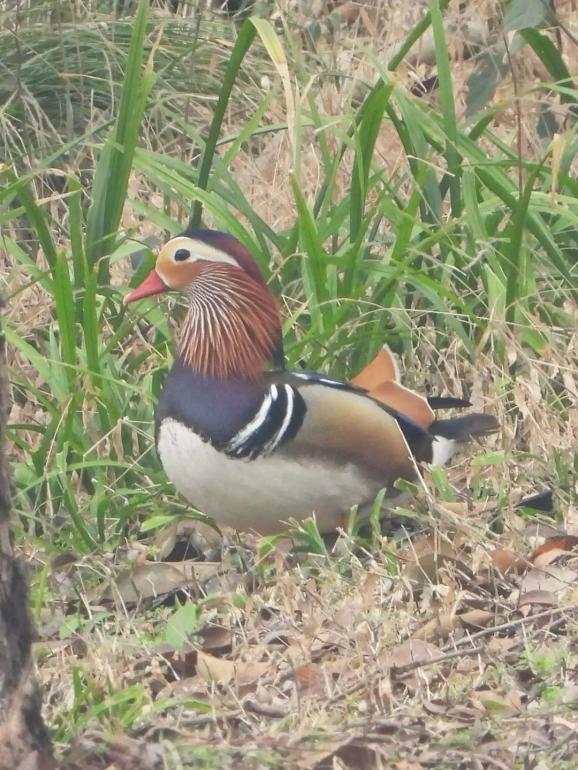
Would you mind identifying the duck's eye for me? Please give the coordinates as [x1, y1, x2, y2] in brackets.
[174, 248, 190, 262]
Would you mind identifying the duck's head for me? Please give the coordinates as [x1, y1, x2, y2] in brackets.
[124, 230, 282, 380]
[123, 230, 270, 303]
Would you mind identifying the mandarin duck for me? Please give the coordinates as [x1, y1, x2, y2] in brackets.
[124, 230, 498, 534]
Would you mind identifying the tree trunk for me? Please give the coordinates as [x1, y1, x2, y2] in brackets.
[0, 301, 53, 770]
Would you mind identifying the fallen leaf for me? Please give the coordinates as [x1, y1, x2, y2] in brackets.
[334, 598, 363, 630]
[517, 589, 558, 613]
[236, 660, 270, 694]
[198, 625, 233, 653]
[458, 609, 496, 629]
[473, 688, 522, 715]
[412, 613, 455, 642]
[532, 536, 578, 569]
[401, 533, 472, 595]
[390, 639, 441, 672]
[490, 547, 528, 575]
[519, 564, 577, 602]
[361, 573, 379, 610]
[156, 677, 212, 704]
[196, 650, 235, 685]
[195, 651, 271, 696]
[438, 501, 468, 516]
[487, 636, 519, 654]
[94, 561, 223, 605]
[413, 607, 496, 641]
[293, 662, 326, 695]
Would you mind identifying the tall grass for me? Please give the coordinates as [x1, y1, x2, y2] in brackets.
[1, 1, 576, 551]
[0, 0, 259, 164]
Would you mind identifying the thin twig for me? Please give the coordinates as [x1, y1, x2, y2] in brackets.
[441, 603, 578, 652]
[330, 604, 578, 704]
[391, 645, 484, 677]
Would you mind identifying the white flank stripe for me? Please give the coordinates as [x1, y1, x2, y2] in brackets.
[228, 387, 276, 452]
[431, 437, 458, 466]
[293, 372, 342, 387]
[263, 384, 294, 454]
[317, 377, 343, 386]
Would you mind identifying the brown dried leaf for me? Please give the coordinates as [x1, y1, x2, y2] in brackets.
[156, 676, 208, 702]
[198, 625, 233, 653]
[236, 660, 271, 692]
[532, 535, 578, 568]
[490, 547, 528, 575]
[517, 589, 559, 613]
[196, 650, 271, 697]
[293, 662, 326, 695]
[361, 572, 379, 610]
[196, 650, 235, 685]
[438, 501, 468, 516]
[473, 688, 522, 715]
[519, 564, 577, 599]
[458, 609, 496, 629]
[401, 534, 472, 594]
[413, 608, 496, 642]
[390, 639, 442, 671]
[487, 636, 520, 654]
[412, 613, 455, 642]
[94, 560, 223, 604]
[333, 598, 363, 630]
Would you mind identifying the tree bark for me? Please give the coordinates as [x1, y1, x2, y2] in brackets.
[0, 301, 53, 770]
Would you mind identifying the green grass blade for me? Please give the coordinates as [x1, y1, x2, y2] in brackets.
[350, 81, 393, 241]
[52, 252, 77, 381]
[519, 28, 578, 112]
[5, 173, 58, 270]
[505, 163, 545, 325]
[429, 0, 462, 218]
[67, 176, 86, 293]
[290, 175, 330, 332]
[387, 0, 451, 71]
[189, 20, 257, 230]
[85, 0, 153, 281]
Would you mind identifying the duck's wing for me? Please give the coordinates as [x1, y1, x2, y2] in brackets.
[350, 349, 498, 440]
[350, 345, 400, 389]
[221, 367, 497, 477]
[285, 372, 426, 481]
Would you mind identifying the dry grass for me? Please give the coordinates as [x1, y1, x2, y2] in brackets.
[2, 1, 578, 768]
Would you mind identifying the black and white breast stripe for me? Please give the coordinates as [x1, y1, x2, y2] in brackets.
[225, 384, 306, 460]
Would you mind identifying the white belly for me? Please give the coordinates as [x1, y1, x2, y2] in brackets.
[157, 418, 376, 534]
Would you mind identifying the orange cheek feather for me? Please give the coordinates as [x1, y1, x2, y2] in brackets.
[157, 257, 203, 290]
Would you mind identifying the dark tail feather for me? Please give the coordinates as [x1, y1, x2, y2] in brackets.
[517, 488, 554, 513]
[432, 413, 500, 440]
[427, 395, 472, 410]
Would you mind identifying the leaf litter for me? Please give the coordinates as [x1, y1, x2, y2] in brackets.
[32, 464, 578, 769]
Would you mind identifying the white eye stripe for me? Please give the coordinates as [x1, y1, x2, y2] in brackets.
[176, 251, 240, 267]
[164, 237, 241, 268]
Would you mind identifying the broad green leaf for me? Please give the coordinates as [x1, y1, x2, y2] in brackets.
[504, 0, 554, 31]
[466, 46, 510, 118]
